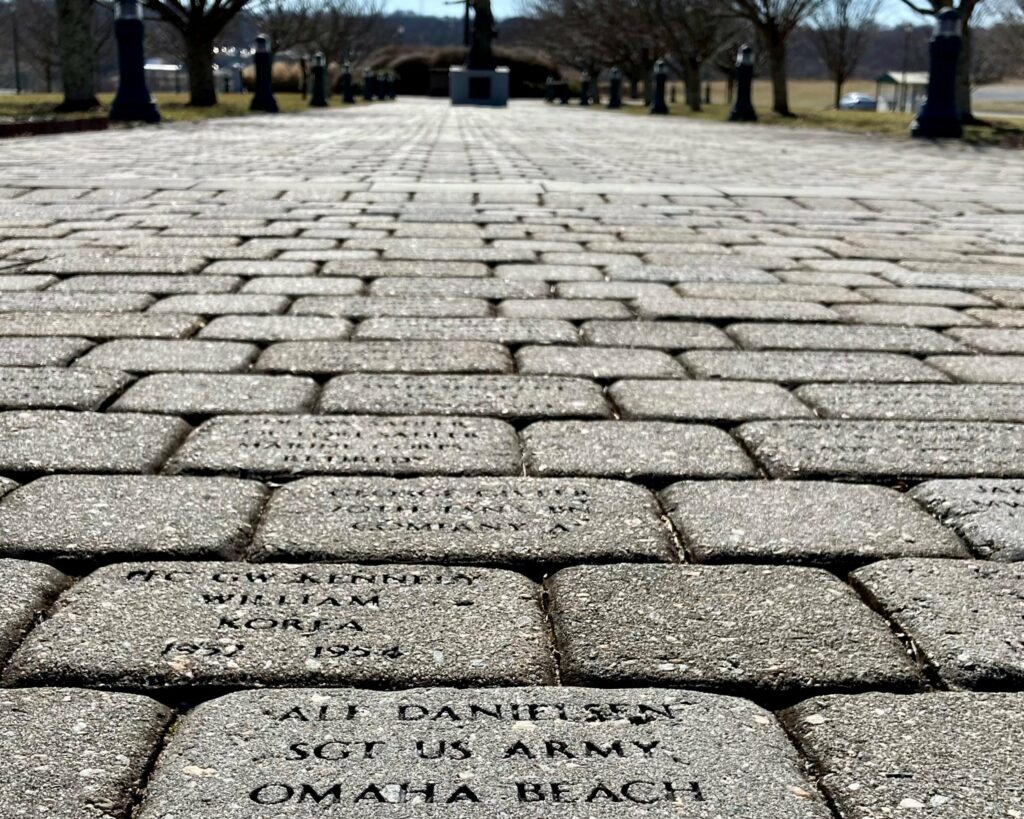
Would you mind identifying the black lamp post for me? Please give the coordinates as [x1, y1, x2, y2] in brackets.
[729, 44, 757, 122]
[580, 71, 591, 106]
[341, 61, 354, 103]
[310, 52, 328, 107]
[109, 0, 160, 123]
[608, 67, 622, 109]
[249, 35, 278, 113]
[649, 59, 668, 115]
[911, 8, 962, 139]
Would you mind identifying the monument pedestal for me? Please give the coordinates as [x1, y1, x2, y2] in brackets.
[449, 66, 509, 106]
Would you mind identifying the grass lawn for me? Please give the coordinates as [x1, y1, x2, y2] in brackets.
[0, 92, 362, 124]
[616, 79, 1024, 147]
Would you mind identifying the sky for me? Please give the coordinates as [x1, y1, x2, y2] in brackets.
[386, 0, 922, 23]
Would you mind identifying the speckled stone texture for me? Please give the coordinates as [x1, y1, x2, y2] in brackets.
[522, 421, 757, 479]
[0, 411, 189, 474]
[739, 421, 1024, 480]
[4, 561, 554, 690]
[166, 415, 523, 478]
[0, 475, 267, 561]
[852, 559, 1024, 689]
[252, 477, 674, 566]
[661, 481, 967, 566]
[911, 479, 1024, 560]
[547, 563, 920, 698]
[318, 374, 611, 419]
[0, 558, 68, 666]
[783, 691, 1024, 819]
[136, 687, 832, 819]
[0, 687, 172, 819]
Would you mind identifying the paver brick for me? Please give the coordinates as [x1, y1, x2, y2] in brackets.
[661, 481, 967, 566]
[853, 559, 1024, 689]
[4, 561, 554, 690]
[137, 686, 832, 819]
[548, 563, 919, 697]
[911, 479, 1024, 560]
[0, 688, 172, 819]
[783, 691, 1024, 819]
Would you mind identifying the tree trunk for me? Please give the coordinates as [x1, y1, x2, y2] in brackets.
[185, 33, 217, 107]
[834, 76, 842, 109]
[54, 0, 98, 111]
[767, 36, 791, 117]
[683, 58, 701, 112]
[629, 77, 639, 99]
[957, 17, 976, 123]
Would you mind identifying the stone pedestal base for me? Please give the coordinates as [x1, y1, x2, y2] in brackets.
[449, 66, 510, 107]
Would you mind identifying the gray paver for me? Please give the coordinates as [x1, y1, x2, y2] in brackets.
[198, 315, 354, 341]
[0, 475, 267, 561]
[4, 561, 554, 690]
[661, 481, 966, 566]
[0, 688, 172, 819]
[582, 321, 733, 350]
[911, 479, 1024, 561]
[611, 379, 812, 422]
[523, 421, 757, 479]
[113, 373, 318, 415]
[167, 415, 522, 478]
[319, 374, 610, 419]
[853, 559, 1024, 689]
[0, 311, 202, 339]
[0, 366, 130, 410]
[548, 564, 919, 697]
[149, 294, 290, 315]
[796, 383, 1024, 421]
[253, 477, 674, 566]
[0, 558, 68, 665]
[946, 327, 1024, 354]
[739, 420, 1024, 480]
[926, 354, 1024, 383]
[635, 296, 839, 322]
[516, 345, 686, 379]
[75, 339, 259, 372]
[0, 336, 93, 367]
[292, 296, 492, 318]
[680, 350, 948, 383]
[256, 341, 513, 375]
[136, 686, 831, 819]
[354, 317, 579, 345]
[831, 303, 978, 327]
[0, 410, 189, 474]
[783, 691, 1024, 819]
[729, 323, 966, 353]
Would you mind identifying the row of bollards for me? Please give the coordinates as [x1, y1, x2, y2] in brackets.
[106, 0, 394, 124]
[542, 8, 965, 138]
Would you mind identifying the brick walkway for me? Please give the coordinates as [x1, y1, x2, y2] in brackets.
[0, 99, 1022, 818]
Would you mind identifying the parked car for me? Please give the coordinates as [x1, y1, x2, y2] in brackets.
[838, 93, 878, 111]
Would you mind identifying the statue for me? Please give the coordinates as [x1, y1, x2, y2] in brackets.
[466, 0, 497, 70]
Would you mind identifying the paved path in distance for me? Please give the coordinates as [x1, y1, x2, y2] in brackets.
[0, 99, 1022, 819]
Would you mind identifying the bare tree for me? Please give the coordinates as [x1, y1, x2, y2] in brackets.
[656, 0, 741, 110]
[247, 0, 313, 53]
[728, 0, 824, 116]
[305, 0, 387, 63]
[988, 0, 1024, 74]
[55, 0, 100, 110]
[898, 0, 985, 122]
[144, 0, 251, 106]
[811, 0, 881, 108]
[523, 0, 660, 98]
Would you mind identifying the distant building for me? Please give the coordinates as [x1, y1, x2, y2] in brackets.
[875, 72, 929, 113]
